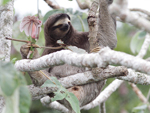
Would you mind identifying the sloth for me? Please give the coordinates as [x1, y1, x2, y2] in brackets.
[20, 0, 117, 110]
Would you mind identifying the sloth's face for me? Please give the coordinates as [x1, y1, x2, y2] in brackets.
[51, 17, 71, 40]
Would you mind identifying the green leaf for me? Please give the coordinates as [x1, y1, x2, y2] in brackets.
[0, 61, 31, 113]
[132, 104, 147, 113]
[42, 77, 61, 87]
[42, 78, 67, 102]
[139, 31, 146, 38]
[0, 62, 27, 96]
[11, 58, 17, 64]
[19, 86, 31, 113]
[130, 32, 140, 54]
[66, 92, 80, 113]
[51, 87, 67, 102]
[130, 31, 145, 54]
[2, 88, 20, 113]
[0, 62, 20, 96]
[2, 0, 10, 5]
[42, 77, 80, 113]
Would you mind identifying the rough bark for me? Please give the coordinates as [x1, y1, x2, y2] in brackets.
[0, 1, 14, 112]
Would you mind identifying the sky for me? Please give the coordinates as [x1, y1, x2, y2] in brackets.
[14, 0, 150, 20]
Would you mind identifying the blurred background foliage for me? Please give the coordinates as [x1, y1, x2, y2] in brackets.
[10, 5, 150, 113]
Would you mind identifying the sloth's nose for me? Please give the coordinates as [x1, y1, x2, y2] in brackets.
[60, 23, 69, 31]
[62, 23, 69, 29]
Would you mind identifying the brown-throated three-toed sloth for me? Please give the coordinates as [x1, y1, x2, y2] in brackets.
[20, 0, 117, 109]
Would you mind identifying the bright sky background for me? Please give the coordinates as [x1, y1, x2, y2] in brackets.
[14, 0, 150, 20]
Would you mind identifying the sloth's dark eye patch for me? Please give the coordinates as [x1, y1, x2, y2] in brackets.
[52, 24, 63, 30]
[60, 23, 69, 31]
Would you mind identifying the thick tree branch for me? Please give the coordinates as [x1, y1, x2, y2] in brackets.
[28, 66, 127, 99]
[0, 1, 13, 61]
[0, 1, 14, 112]
[117, 69, 150, 85]
[15, 47, 150, 75]
[87, 0, 99, 51]
[28, 85, 58, 100]
[60, 66, 127, 88]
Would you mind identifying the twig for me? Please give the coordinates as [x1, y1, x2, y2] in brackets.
[129, 83, 150, 110]
[5, 37, 29, 43]
[39, 70, 56, 85]
[100, 102, 106, 113]
[5, 37, 64, 49]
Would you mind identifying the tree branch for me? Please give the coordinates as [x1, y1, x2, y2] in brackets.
[109, 0, 150, 33]
[41, 96, 69, 113]
[0, 1, 14, 112]
[44, 0, 60, 9]
[60, 66, 127, 88]
[87, 0, 99, 51]
[130, 8, 150, 17]
[81, 79, 123, 110]
[117, 69, 150, 85]
[28, 85, 58, 100]
[15, 47, 150, 75]
[76, 0, 91, 9]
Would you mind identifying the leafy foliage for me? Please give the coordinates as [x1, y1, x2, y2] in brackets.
[1, 0, 10, 5]
[0, 61, 31, 113]
[130, 31, 146, 54]
[42, 77, 80, 113]
[132, 104, 148, 113]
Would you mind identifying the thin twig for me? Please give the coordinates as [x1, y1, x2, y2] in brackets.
[100, 102, 106, 113]
[5, 37, 30, 43]
[39, 70, 56, 85]
[5, 37, 64, 50]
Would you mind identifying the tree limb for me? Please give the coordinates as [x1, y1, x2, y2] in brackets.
[15, 47, 150, 75]
[81, 79, 123, 110]
[76, 0, 91, 9]
[109, 0, 150, 33]
[41, 96, 69, 113]
[44, 0, 60, 9]
[0, 1, 14, 112]
[130, 8, 150, 17]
